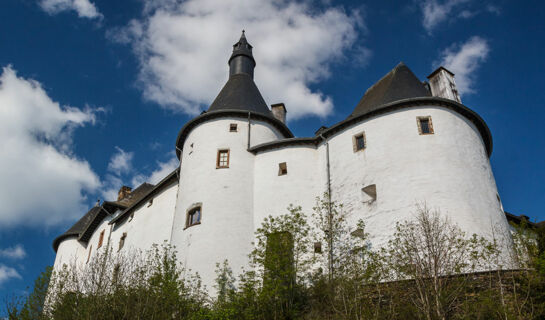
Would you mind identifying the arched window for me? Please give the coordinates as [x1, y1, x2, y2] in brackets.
[186, 206, 202, 229]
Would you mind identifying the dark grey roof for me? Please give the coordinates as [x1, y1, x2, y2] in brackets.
[505, 211, 543, 229]
[52, 183, 156, 252]
[350, 62, 431, 117]
[208, 73, 272, 115]
[110, 169, 179, 225]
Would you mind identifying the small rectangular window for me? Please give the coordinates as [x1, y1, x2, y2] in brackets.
[229, 123, 237, 132]
[353, 132, 366, 152]
[118, 233, 127, 252]
[417, 116, 434, 135]
[217, 149, 230, 168]
[97, 230, 105, 248]
[186, 206, 202, 229]
[278, 162, 287, 176]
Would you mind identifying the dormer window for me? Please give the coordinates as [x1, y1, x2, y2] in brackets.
[229, 123, 237, 132]
[353, 132, 366, 152]
[417, 116, 434, 135]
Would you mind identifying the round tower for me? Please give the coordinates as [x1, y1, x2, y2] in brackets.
[171, 32, 292, 291]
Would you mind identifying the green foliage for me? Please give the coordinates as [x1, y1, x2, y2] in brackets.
[6, 202, 545, 320]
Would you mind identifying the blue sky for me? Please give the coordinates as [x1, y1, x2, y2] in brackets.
[0, 0, 543, 305]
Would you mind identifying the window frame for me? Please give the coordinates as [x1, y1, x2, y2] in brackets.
[229, 123, 238, 132]
[278, 162, 288, 176]
[185, 204, 202, 229]
[417, 116, 434, 135]
[216, 149, 230, 169]
[352, 132, 366, 152]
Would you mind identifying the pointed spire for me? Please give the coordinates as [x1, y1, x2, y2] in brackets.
[229, 30, 256, 78]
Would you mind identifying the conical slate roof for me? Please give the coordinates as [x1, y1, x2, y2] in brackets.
[350, 62, 431, 117]
[208, 73, 271, 114]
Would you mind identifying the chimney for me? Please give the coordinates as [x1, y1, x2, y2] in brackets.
[427, 66, 461, 103]
[117, 186, 132, 201]
[271, 103, 287, 124]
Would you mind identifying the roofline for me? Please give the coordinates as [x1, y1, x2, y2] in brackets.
[428, 66, 455, 79]
[505, 211, 542, 229]
[175, 109, 294, 158]
[110, 168, 180, 225]
[250, 97, 493, 157]
[52, 233, 79, 252]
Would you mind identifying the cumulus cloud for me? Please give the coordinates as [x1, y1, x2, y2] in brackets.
[39, 0, 103, 19]
[0, 264, 21, 285]
[420, 0, 471, 33]
[434, 36, 489, 95]
[131, 156, 179, 187]
[110, 0, 365, 119]
[0, 245, 26, 260]
[107, 147, 134, 175]
[419, 1, 502, 33]
[0, 66, 100, 227]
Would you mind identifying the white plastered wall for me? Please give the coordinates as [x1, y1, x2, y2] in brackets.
[171, 117, 284, 292]
[324, 106, 510, 256]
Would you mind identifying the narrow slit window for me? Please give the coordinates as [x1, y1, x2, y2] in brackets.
[86, 245, 92, 264]
[362, 184, 377, 203]
[97, 230, 105, 248]
[278, 162, 287, 176]
[147, 199, 153, 207]
[118, 233, 127, 252]
[217, 149, 230, 168]
[417, 116, 434, 134]
[229, 123, 238, 132]
[186, 206, 202, 229]
[353, 132, 366, 152]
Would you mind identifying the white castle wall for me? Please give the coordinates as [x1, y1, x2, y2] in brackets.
[53, 103, 514, 290]
[171, 117, 284, 291]
[324, 106, 510, 252]
[110, 182, 178, 253]
[253, 145, 324, 225]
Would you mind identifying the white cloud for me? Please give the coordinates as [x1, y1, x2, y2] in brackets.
[39, 0, 103, 19]
[132, 156, 178, 187]
[0, 245, 26, 260]
[434, 36, 489, 95]
[420, 0, 470, 33]
[0, 66, 101, 227]
[0, 265, 21, 284]
[110, 0, 365, 119]
[107, 147, 134, 175]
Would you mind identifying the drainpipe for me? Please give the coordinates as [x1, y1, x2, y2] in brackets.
[319, 133, 333, 283]
[247, 112, 251, 150]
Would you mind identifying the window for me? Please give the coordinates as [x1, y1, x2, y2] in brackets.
[314, 242, 322, 253]
[352, 132, 366, 152]
[128, 212, 134, 222]
[86, 245, 92, 264]
[417, 116, 434, 135]
[278, 162, 287, 176]
[118, 233, 127, 252]
[185, 206, 202, 229]
[97, 230, 105, 248]
[362, 184, 377, 203]
[229, 123, 238, 132]
[147, 198, 153, 207]
[216, 149, 230, 168]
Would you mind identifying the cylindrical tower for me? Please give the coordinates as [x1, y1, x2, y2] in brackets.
[171, 32, 292, 291]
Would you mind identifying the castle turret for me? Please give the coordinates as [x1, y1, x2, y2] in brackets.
[171, 32, 293, 293]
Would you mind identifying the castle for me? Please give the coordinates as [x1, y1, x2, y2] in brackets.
[52, 32, 514, 291]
